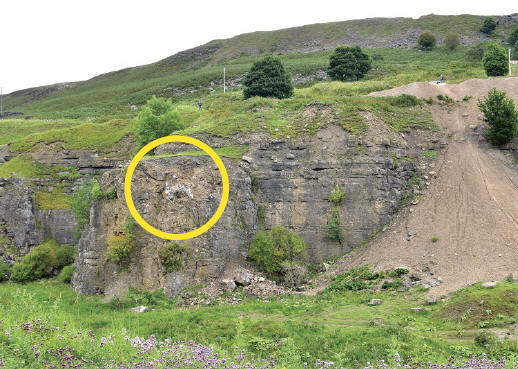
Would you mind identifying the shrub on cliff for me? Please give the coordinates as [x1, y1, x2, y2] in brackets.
[243, 56, 293, 99]
[107, 234, 135, 266]
[247, 226, 307, 280]
[478, 88, 518, 145]
[482, 43, 508, 76]
[328, 45, 371, 81]
[159, 242, 190, 273]
[137, 96, 184, 147]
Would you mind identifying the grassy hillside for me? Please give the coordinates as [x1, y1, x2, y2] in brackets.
[4, 46, 490, 120]
[3, 14, 516, 119]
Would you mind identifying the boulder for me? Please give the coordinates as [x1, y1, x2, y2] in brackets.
[482, 281, 497, 289]
[411, 307, 428, 313]
[368, 299, 383, 306]
[427, 296, 437, 305]
[220, 279, 236, 291]
[234, 270, 253, 286]
[129, 305, 148, 313]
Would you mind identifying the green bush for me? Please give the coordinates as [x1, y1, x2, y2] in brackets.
[478, 88, 518, 145]
[159, 242, 189, 273]
[0, 261, 10, 281]
[381, 279, 403, 290]
[9, 238, 74, 283]
[324, 266, 382, 293]
[106, 234, 135, 266]
[10, 263, 35, 283]
[388, 268, 409, 277]
[243, 55, 293, 99]
[57, 264, 74, 283]
[247, 226, 307, 278]
[11, 245, 55, 283]
[54, 244, 75, 268]
[137, 96, 185, 147]
[325, 208, 342, 240]
[445, 32, 460, 51]
[483, 43, 508, 77]
[328, 45, 371, 81]
[480, 17, 497, 34]
[389, 94, 422, 107]
[329, 185, 345, 206]
[418, 32, 437, 50]
[474, 331, 494, 347]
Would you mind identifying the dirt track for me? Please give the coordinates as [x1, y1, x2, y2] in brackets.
[347, 77, 518, 295]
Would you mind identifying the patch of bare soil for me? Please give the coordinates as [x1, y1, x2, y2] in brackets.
[319, 77, 518, 296]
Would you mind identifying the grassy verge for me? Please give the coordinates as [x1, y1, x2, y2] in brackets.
[11, 119, 137, 154]
[0, 119, 81, 146]
[0, 157, 81, 180]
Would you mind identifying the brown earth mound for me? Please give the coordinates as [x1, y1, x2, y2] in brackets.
[344, 77, 518, 295]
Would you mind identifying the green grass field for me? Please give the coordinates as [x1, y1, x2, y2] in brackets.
[1, 280, 518, 367]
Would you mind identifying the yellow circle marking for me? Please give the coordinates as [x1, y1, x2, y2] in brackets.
[124, 135, 229, 240]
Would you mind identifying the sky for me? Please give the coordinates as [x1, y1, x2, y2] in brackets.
[1, 0, 516, 93]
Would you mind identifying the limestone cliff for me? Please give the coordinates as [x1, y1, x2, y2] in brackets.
[70, 118, 442, 297]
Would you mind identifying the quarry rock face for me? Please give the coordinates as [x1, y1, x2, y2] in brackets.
[72, 155, 256, 297]
[0, 119, 442, 297]
[71, 121, 441, 297]
[0, 177, 44, 256]
[0, 177, 78, 262]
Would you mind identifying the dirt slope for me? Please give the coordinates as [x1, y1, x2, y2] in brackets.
[347, 77, 518, 296]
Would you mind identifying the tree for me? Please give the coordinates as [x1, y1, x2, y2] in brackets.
[508, 27, 518, 47]
[327, 45, 372, 81]
[137, 96, 184, 147]
[482, 43, 508, 76]
[418, 31, 437, 50]
[445, 32, 460, 51]
[478, 88, 518, 145]
[480, 17, 497, 34]
[243, 56, 293, 99]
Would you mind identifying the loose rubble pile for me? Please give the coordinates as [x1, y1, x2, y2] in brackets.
[173, 267, 290, 307]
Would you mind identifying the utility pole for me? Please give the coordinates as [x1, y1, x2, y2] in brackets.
[509, 48, 512, 76]
[223, 67, 226, 93]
